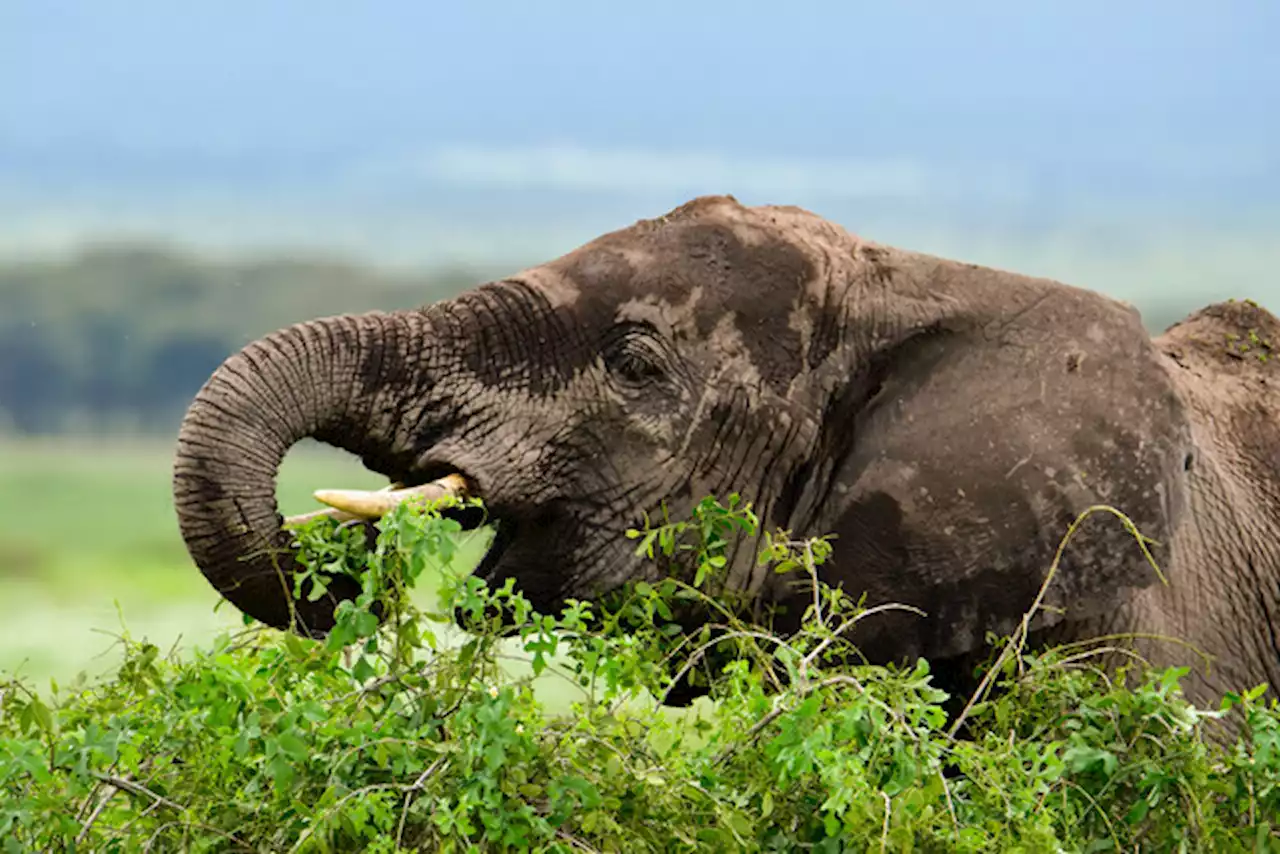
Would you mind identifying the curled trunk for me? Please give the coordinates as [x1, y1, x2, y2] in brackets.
[172, 311, 427, 636]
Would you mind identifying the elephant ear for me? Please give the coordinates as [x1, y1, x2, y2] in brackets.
[818, 286, 1195, 666]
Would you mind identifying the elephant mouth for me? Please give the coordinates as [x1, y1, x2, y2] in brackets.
[283, 468, 519, 590]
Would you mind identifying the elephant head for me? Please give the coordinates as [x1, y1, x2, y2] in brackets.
[174, 195, 1196, 672]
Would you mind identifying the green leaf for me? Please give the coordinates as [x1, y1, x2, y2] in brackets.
[1125, 798, 1150, 825]
[354, 609, 380, 638]
[20, 698, 54, 736]
[351, 655, 377, 683]
[275, 730, 309, 762]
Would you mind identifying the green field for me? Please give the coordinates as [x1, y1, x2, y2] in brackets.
[0, 436, 465, 685]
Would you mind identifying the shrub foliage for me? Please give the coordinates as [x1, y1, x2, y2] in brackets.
[1, 495, 1278, 852]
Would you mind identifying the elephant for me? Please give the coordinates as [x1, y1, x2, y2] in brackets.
[173, 194, 1280, 724]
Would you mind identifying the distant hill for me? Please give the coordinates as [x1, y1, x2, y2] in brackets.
[0, 243, 484, 434]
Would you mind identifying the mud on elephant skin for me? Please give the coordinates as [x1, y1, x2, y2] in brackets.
[173, 195, 1280, 720]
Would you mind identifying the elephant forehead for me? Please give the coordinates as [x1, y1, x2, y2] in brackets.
[553, 220, 815, 299]
[541, 219, 818, 393]
[614, 287, 705, 331]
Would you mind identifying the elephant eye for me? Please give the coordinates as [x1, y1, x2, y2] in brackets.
[603, 322, 669, 386]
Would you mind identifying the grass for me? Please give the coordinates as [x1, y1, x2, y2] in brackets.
[0, 436, 482, 686]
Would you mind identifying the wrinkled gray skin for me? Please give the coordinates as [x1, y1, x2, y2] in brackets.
[174, 195, 1280, 729]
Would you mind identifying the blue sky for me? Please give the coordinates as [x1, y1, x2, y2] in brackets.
[2, 1, 1277, 308]
[5, 1, 1275, 153]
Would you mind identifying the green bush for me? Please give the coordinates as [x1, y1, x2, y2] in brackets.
[1, 496, 1277, 852]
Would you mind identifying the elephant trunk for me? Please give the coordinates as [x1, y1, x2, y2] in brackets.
[172, 310, 433, 636]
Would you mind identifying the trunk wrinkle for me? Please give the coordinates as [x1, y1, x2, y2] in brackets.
[173, 310, 428, 636]
[232, 346, 294, 432]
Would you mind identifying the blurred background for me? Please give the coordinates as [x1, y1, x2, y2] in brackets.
[2, 0, 1277, 686]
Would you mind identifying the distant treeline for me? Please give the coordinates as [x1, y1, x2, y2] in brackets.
[0, 243, 484, 435]
[0, 242, 1197, 436]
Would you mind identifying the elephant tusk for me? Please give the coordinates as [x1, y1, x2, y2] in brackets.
[308, 474, 470, 521]
[283, 481, 405, 527]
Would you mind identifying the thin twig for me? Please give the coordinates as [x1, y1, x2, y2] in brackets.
[293, 757, 446, 853]
[798, 602, 927, 681]
[91, 773, 252, 850]
[336, 670, 405, 702]
[938, 769, 959, 840]
[1061, 779, 1122, 850]
[712, 673, 890, 767]
[92, 773, 185, 813]
[141, 821, 181, 854]
[880, 791, 892, 852]
[75, 782, 121, 845]
[396, 756, 447, 847]
[556, 829, 604, 853]
[114, 791, 172, 840]
[804, 539, 825, 631]
[946, 504, 1158, 739]
[76, 774, 109, 822]
[657, 628, 797, 707]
